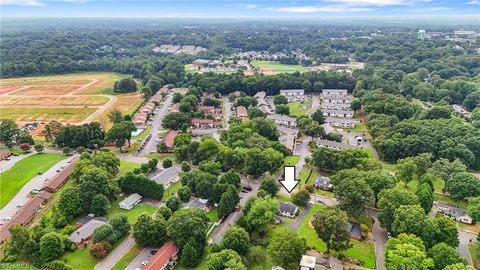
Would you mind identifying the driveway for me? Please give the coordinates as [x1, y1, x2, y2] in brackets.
[0, 155, 77, 219]
[125, 247, 157, 270]
[94, 236, 136, 270]
[279, 136, 312, 195]
[458, 230, 477, 266]
[0, 152, 34, 173]
[288, 203, 311, 230]
[138, 94, 173, 156]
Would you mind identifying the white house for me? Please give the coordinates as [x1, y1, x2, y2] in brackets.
[321, 94, 352, 104]
[322, 109, 354, 118]
[321, 102, 352, 110]
[119, 193, 142, 210]
[279, 202, 298, 218]
[322, 89, 348, 96]
[280, 89, 306, 102]
[324, 117, 358, 128]
[300, 255, 316, 270]
[267, 114, 297, 127]
[436, 202, 474, 224]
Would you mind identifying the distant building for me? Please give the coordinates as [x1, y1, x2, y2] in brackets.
[321, 94, 352, 104]
[152, 166, 181, 185]
[279, 202, 298, 218]
[236, 106, 248, 120]
[300, 255, 316, 270]
[322, 89, 348, 96]
[119, 193, 142, 210]
[436, 202, 473, 224]
[454, 30, 477, 38]
[69, 218, 108, 247]
[322, 109, 354, 119]
[191, 118, 221, 129]
[162, 130, 178, 151]
[43, 158, 77, 193]
[143, 242, 179, 270]
[316, 139, 356, 151]
[418, 29, 426, 40]
[267, 114, 297, 128]
[191, 128, 218, 137]
[321, 102, 351, 110]
[280, 89, 306, 102]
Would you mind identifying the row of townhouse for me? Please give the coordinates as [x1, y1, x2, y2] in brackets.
[322, 109, 354, 118]
[254, 91, 272, 115]
[198, 105, 223, 121]
[280, 89, 306, 102]
[133, 90, 164, 128]
[324, 117, 359, 128]
[266, 114, 297, 128]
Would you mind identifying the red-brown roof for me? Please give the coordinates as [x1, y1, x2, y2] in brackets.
[236, 106, 248, 117]
[0, 149, 11, 160]
[192, 118, 213, 124]
[43, 158, 77, 192]
[143, 242, 178, 270]
[163, 130, 178, 148]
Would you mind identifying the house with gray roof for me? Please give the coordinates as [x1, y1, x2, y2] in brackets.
[279, 202, 298, 218]
[322, 89, 348, 96]
[322, 109, 354, 119]
[314, 176, 333, 191]
[316, 139, 356, 151]
[280, 89, 306, 102]
[267, 114, 297, 127]
[152, 166, 180, 185]
[119, 193, 142, 210]
[436, 202, 473, 224]
[324, 117, 358, 128]
[69, 218, 108, 247]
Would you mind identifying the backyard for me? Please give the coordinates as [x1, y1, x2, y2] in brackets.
[288, 97, 312, 117]
[0, 153, 65, 208]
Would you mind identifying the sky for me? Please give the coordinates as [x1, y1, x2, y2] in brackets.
[1, 0, 479, 18]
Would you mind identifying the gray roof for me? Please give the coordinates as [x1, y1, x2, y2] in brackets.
[321, 94, 353, 100]
[321, 102, 352, 109]
[193, 59, 210, 64]
[277, 126, 300, 136]
[437, 202, 468, 218]
[347, 222, 362, 239]
[323, 109, 354, 115]
[69, 218, 108, 243]
[279, 134, 296, 152]
[317, 139, 355, 150]
[267, 114, 297, 123]
[254, 91, 267, 99]
[191, 128, 218, 136]
[119, 193, 142, 207]
[322, 89, 348, 94]
[315, 176, 332, 188]
[152, 166, 180, 184]
[279, 202, 298, 215]
[280, 89, 304, 93]
[325, 117, 358, 124]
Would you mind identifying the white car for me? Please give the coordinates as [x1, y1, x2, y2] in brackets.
[142, 261, 149, 266]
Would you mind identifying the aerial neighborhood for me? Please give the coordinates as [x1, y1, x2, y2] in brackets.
[0, 12, 479, 270]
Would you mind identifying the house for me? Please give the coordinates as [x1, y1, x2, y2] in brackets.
[436, 202, 474, 224]
[163, 130, 178, 151]
[321, 102, 351, 110]
[170, 103, 180, 113]
[236, 106, 248, 120]
[322, 89, 348, 96]
[279, 202, 298, 218]
[267, 114, 297, 127]
[316, 139, 356, 151]
[191, 118, 221, 129]
[254, 91, 266, 99]
[321, 94, 352, 104]
[192, 59, 211, 69]
[118, 193, 142, 210]
[152, 166, 181, 185]
[324, 117, 358, 128]
[314, 176, 333, 191]
[0, 149, 11, 161]
[277, 126, 300, 154]
[197, 105, 222, 121]
[191, 128, 217, 137]
[300, 255, 316, 270]
[280, 89, 306, 102]
[69, 218, 108, 247]
[43, 158, 77, 193]
[133, 112, 148, 128]
[143, 242, 179, 270]
[322, 109, 354, 119]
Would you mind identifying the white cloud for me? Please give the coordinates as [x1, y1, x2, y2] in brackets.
[467, 0, 480, 4]
[0, 0, 44, 6]
[324, 0, 428, 6]
[425, 6, 450, 11]
[270, 4, 373, 13]
[244, 4, 258, 9]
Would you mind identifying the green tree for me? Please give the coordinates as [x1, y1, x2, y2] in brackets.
[467, 197, 480, 221]
[430, 158, 467, 191]
[8, 225, 31, 257]
[207, 249, 246, 270]
[166, 195, 181, 212]
[57, 187, 82, 222]
[45, 260, 72, 270]
[397, 157, 417, 187]
[219, 226, 250, 255]
[199, 160, 221, 176]
[447, 172, 480, 201]
[273, 95, 288, 105]
[177, 186, 191, 202]
[218, 185, 240, 218]
[245, 196, 279, 231]
[39, 232, 64, 262]
[158, 207, 173, 221]
[415, 183, 434, 214]
[181, 161, 191, 172]
[428, 243, 467, 270]
[443, 263, 475, 270]
[0, 119, 19, 143]
[311, 109, 325, 124]
[311, 206, 351, 253]
[166, 208, 209, 249]
[267, 228, 307, 270]
[364, 170, 396, 207]
[34, 144, 44, 153]
[292, 189, 310, 207]
[377, 188, 419, 231]
[114, 78, 137, 93]
[90, 194, 111, 216]
[385, 233, 433, 270]
[107, 109, 124, 124]
[259, 176, 279, 197]
[132, 214, 167, 247]
[275, 104, 290, 115]
[435, 216, 459, 247]
[92, 224, 117, 244]
[219, 169, 241, 187]
[181, 239, 203, 267]
[110, 214, 131, 237]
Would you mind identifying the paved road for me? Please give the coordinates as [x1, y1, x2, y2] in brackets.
[211, 177, 260, 243]
[279, 136, 312, 195]
[458, 230, 477, 266]
[0, 152, 34, 173]
[369, 210, 387, 270]
[310, 95, 320, 114]
[139, 94, 173, 156]
[0, 155, 77, 219]
[94, 236, 136, 270]
[125, 247, 157, 270]
[288, 203, 311, 230]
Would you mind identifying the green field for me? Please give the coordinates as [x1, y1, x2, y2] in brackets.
[297, 204, 376, 269]
[251, 60, 309, 74]
[118, 160, 141, 176]
[288, 97, 312, 117]
[284, 155, 300, 166]
[0, 107, 97, 123]
[0, 153, 65, 208]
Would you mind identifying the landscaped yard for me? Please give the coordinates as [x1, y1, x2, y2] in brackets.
[288, 97, 312, 117]
[162, 180, 183, 202]
[250, 60, 309, 74]
[297, 204, 376, 269]
[62, 245, 101, 270]
[206, 208, 220, 223]
[132, 125, 152, 141]
[0, 153, 65, 208]
[284, 155, 300, 166]
[118, 160, 140, 176]
[107, 199, 158, 224]
[396, 180, 469, 209]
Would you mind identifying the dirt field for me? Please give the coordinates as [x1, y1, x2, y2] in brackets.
[0, 72, 142, 127]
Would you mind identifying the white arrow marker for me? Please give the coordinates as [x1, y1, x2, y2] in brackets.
[279, 166, 300, 193]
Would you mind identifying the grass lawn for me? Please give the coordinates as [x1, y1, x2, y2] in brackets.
[297, 204, 376, 269]
[162, 180, 183, 202]
[62, 245, 100, 270]
[250, 60, 309, 74]
[1, 107, 97, 123]
[468, 244, 480, 270]
[343, 120, 367, 132]
[206, 208, 220, 223]
[284, 155, 300, 166]
[0, 153, 65, 208]
[107, 200, 158, 224]
[288, 97, 312, 117]
[132, 125, 152, 141]
[118, 160, 140, 176]
[276, 194, 293, 202]
[111, 245, 143, 270]
[396, 180, 469, 209]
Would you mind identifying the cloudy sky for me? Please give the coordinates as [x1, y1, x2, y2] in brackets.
[1, 0, 479, 17]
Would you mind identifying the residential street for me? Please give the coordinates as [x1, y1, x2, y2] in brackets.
[310, 94, 320, 114]
[0, 155, 77, 220]
[211, 177, 260, 243]
[369, 209, 387, 270]
[279, 136, 312, 195]
[94, 236, 136, 270]
[0, 152, 33, 172]
[458, 230, 477, 266]
[125, 247, 157, 270]
[222, 96, 231, 130]
[138, 93, 173, 156]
